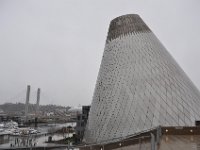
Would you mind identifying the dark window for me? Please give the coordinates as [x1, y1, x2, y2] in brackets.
[81, 122, 84, 127]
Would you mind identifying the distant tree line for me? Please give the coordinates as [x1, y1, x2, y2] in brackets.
[0, 102, 70, 115]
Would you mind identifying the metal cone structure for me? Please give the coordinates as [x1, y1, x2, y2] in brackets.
[84, 14, 200, 144]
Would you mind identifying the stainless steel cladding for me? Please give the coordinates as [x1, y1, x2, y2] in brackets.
[84, 14, 200, 144]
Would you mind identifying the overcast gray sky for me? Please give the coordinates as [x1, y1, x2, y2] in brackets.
[0, 0, 200, 106]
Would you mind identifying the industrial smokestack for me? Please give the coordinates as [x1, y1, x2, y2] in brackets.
[35, 88, 40, 116]
[25, 85, 30, 119]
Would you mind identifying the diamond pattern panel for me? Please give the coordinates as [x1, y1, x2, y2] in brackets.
[84, 15, 200, 144]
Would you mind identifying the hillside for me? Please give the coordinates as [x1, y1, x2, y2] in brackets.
[0, 102, 70, 115]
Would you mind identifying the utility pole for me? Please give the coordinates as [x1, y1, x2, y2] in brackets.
[25, 85, 30, 121]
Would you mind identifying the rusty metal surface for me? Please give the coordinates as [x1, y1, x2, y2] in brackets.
[106, 14, 151, 42]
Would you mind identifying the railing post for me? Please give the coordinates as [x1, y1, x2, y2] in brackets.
[151, 133, 155, 150]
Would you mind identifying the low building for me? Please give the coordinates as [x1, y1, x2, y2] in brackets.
[0, 109, 8, 122]
[76, 106, 90, 143]
[79, 126, 200, 150]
